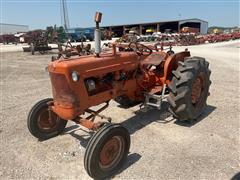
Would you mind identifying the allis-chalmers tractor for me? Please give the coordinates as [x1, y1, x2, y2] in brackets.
[28, 12, 211, 179]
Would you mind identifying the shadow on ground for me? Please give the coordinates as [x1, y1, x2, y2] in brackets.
[62, 102, 216, 175]
[122, 103, 216, 133]
[174, 105, 216, 127]
[64, 125, 94, 148]
[64, 102, 216, 146]
[115, 153, 142, 178]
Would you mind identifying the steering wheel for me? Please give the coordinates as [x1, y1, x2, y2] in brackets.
[128, 42, 152, 55]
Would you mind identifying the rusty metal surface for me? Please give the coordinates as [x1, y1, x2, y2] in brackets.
[37, 108, 59, 132]
[95, 12, 102, 23]
[99, 136, 124, 169]
[57, 41, 93, 59]
[163, 50, 191, 82]
[191, 73, 205, 105]
[73, 117, 104, 130]
[141, 53, 167, 66]
[49, 72, 78, 108]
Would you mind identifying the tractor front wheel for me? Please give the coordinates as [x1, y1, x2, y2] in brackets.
[167, 57, 211, 121]
[27, 98, 67, 140]
[84, 123, 130, 179]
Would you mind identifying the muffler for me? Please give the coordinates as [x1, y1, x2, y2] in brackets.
[94, 12, 102, 57]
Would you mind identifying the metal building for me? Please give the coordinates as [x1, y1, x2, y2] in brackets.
[102, 18, 208, 37]
[0, 23, 29, 35]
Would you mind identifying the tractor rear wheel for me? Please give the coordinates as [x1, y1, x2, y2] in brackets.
[27, 98, 67, 140]
[84, 123, 130, 179]
[167, 57, 211, 121]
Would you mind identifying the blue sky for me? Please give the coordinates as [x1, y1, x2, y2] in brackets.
[1, 0, 239, 30]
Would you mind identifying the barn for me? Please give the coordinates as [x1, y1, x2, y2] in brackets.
[102, 18, 208, 37]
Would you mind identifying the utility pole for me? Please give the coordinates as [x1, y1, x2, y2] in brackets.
[60, 0, 70, 32]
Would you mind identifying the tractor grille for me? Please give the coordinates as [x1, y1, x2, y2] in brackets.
[49, 72, 78, 107]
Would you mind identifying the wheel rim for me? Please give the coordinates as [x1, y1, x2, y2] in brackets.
[37, 108, 60, 132]
[191, 73, 205, 105]
[99, 136, 125, 169]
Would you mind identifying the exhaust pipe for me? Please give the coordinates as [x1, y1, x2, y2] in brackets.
[94, 12, 102, 57]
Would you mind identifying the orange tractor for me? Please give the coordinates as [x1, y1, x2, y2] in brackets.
[28, 12, 211, 179]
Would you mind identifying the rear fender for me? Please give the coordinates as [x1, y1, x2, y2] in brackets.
[163, 51, 190, 83]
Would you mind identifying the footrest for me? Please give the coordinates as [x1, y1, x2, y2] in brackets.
[141, 84, 167, 110]
[145, 94, 162, 109]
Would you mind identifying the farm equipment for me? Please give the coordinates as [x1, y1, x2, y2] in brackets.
[23, 26, 66, 55]
[180, 27, 200, 34]
[22, 30, 52, 55]
[0, 34, 17, 44]
[118, 28, 240, 46]
[56, 41, 93, 59]
[30, 38, 52, 55]
[27, 12, 211, 179]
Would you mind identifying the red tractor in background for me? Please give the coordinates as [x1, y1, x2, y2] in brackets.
[27, 12, 211, 179]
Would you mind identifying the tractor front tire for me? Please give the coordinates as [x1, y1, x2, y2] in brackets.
[84, 123, 130, 179]
[167, 57, 211, 121]
[27, 98, 67, 140]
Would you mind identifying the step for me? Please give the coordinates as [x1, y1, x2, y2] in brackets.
[145, 94, 162, 109]
[141, 84, 167, 110]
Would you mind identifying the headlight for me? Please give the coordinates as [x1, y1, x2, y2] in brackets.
[71, 71, 79, 82]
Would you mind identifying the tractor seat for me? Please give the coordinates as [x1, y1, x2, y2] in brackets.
[141, 53, 167, 66]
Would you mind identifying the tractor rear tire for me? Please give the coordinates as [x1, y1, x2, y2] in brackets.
[167, 57, 211, 121]
[84, 123, 130, 179]
[27, 98, 67, 140]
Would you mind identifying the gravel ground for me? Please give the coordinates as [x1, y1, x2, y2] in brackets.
[0, 40, 239, 179]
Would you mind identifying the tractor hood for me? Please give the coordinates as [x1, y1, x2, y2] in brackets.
[47, 52, 140, 119]
[48, 52, 139, 77]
